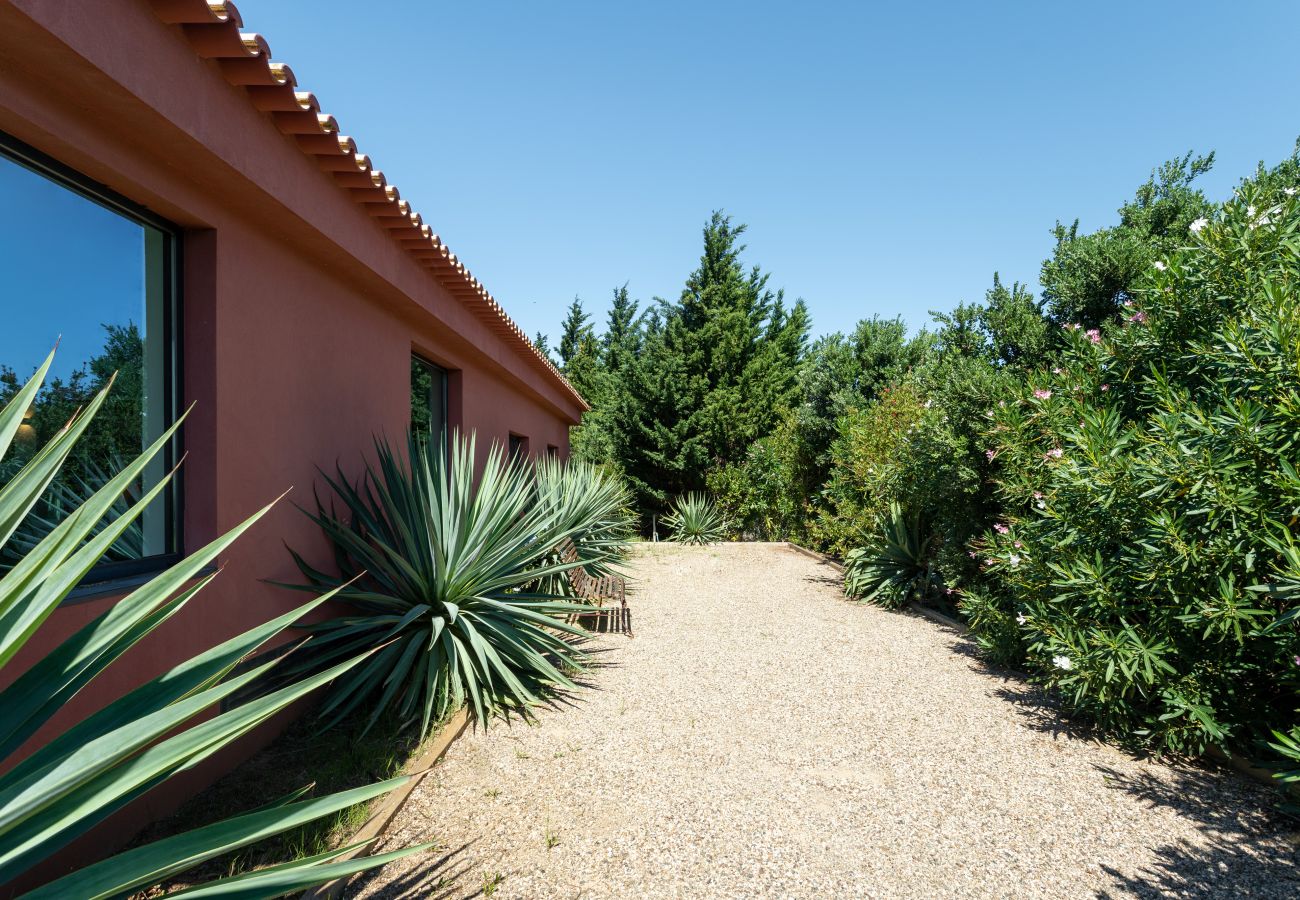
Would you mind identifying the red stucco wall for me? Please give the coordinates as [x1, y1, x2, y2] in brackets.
[0, 0, 581, 885]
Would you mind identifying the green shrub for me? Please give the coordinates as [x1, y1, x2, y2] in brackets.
[974, 178, 1300, 755]
[0, 352, 422, 898]
[664, 492, 726, 544]
[286, 433, 597, 734]
[706, 415, 810, 541]
[815, 383, 927, 555]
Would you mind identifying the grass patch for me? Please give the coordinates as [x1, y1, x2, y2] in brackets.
[131, 705, 445, 891]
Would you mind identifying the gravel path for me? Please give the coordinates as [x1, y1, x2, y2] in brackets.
[349, 543, 1299, 899]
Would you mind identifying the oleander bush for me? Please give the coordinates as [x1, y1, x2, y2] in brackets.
[664, 492, 726, 544]
[0, 352, 421, 898]
[969, 179, 1300, 755]
[285, 433, 599, 735]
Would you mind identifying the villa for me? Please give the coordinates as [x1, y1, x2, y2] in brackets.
[0, 0, 585, 868]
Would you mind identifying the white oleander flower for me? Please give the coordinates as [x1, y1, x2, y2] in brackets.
[1190, 217, 1208, 234]
[1052, 654, 1073, 671]
[1016, 613, 1027, 625]
[1153, 260, 1166, 271]
[1285, 187, 1297, 197]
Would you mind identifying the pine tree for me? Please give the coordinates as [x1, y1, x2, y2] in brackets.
[611, 211, 807, 512]
[558, 296, 593, 367]
[601, 284, 642, 375]
[533, 331, 555, 365]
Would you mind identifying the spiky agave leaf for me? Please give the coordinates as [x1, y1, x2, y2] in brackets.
[664, 492, 726, 545]
[842, 502, 933, 608]
[285, 431, 595, 738]
[533, 455, 635, 596]
[0, 352, 420, 897]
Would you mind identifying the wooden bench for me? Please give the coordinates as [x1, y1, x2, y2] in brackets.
[556, 537, 631, 636]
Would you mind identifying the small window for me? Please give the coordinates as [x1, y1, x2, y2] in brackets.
[0, 131, 180, 583]
[410, 355, 448, 440]
[508, 433, 529, 460]
[546, 444, 559, 458]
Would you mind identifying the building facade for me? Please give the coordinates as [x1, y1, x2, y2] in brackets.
[0, 0, 585, 875]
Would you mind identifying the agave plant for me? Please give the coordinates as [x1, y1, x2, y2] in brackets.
[664, 492, 726, 545]
[533, 456, 635, 593]
[842, 502, 936, 609]
[284, 432, 594, 737]
[0, 351, 426, 898]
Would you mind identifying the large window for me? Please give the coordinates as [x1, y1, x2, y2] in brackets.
[410, 354, 448, 441]
[0, 133, 180, 585]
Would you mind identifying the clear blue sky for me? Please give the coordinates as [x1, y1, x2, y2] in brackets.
[26, 0, 1300, 365]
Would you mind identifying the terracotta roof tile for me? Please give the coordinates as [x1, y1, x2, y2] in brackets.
[146, 0, 586, 410]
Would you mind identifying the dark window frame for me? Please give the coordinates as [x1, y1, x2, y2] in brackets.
[0, 129, 184, 599]
[410, 353, 450, 443]
[508, 433, 529, 460]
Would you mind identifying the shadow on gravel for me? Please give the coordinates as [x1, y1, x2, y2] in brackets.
[1091, 765, 1300, 898]
[346, 840, 475, 899]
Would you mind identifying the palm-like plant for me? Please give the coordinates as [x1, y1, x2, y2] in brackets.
[664, 492, 726, 545]
[842, 502, 935, 609]
[285, 433, 594, 738]
[533, 456, 635, 593]
[0, 351, 426, 899]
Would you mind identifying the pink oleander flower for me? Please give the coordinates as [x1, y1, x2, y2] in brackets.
[994, 523, 1010, 534]
[1033, 389, 1052, 400]
[1044, 448, 1063, 460]
[1013, 541, 1022, 548]
[1100, 384, 1109, 392]
[983, 558, 995, 567]
[986, 449, 997, 461]
[968, 550, 978, 559]
[1033, 491, 1043, 499]
[1064, 323, 1080, 331]
[1086, 329, 1101, 344]
[1294, 654, 1300, 667]
[1127, 311, 1148, 324]
[1122, 299, 1134, 308]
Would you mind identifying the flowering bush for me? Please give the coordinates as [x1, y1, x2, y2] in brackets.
[968, 178, 1300, 755]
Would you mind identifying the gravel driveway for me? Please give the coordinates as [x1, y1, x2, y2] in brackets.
[348, 543, 1299, 899]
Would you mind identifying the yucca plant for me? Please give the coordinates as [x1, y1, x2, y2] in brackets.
[284, 432, 594, 738]
[664, 492, 726, 545]
[842, 502, 935, 609]
[0, 351, 427, 899]
[533, 456, 635, 594]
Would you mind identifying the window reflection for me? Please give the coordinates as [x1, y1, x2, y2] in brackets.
[411, 355, 448, 441]
[0, 140, 177, 575]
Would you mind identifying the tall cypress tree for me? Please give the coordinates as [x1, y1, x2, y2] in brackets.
[558, 296, 594, 368]
[611, 212, 808, 512]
